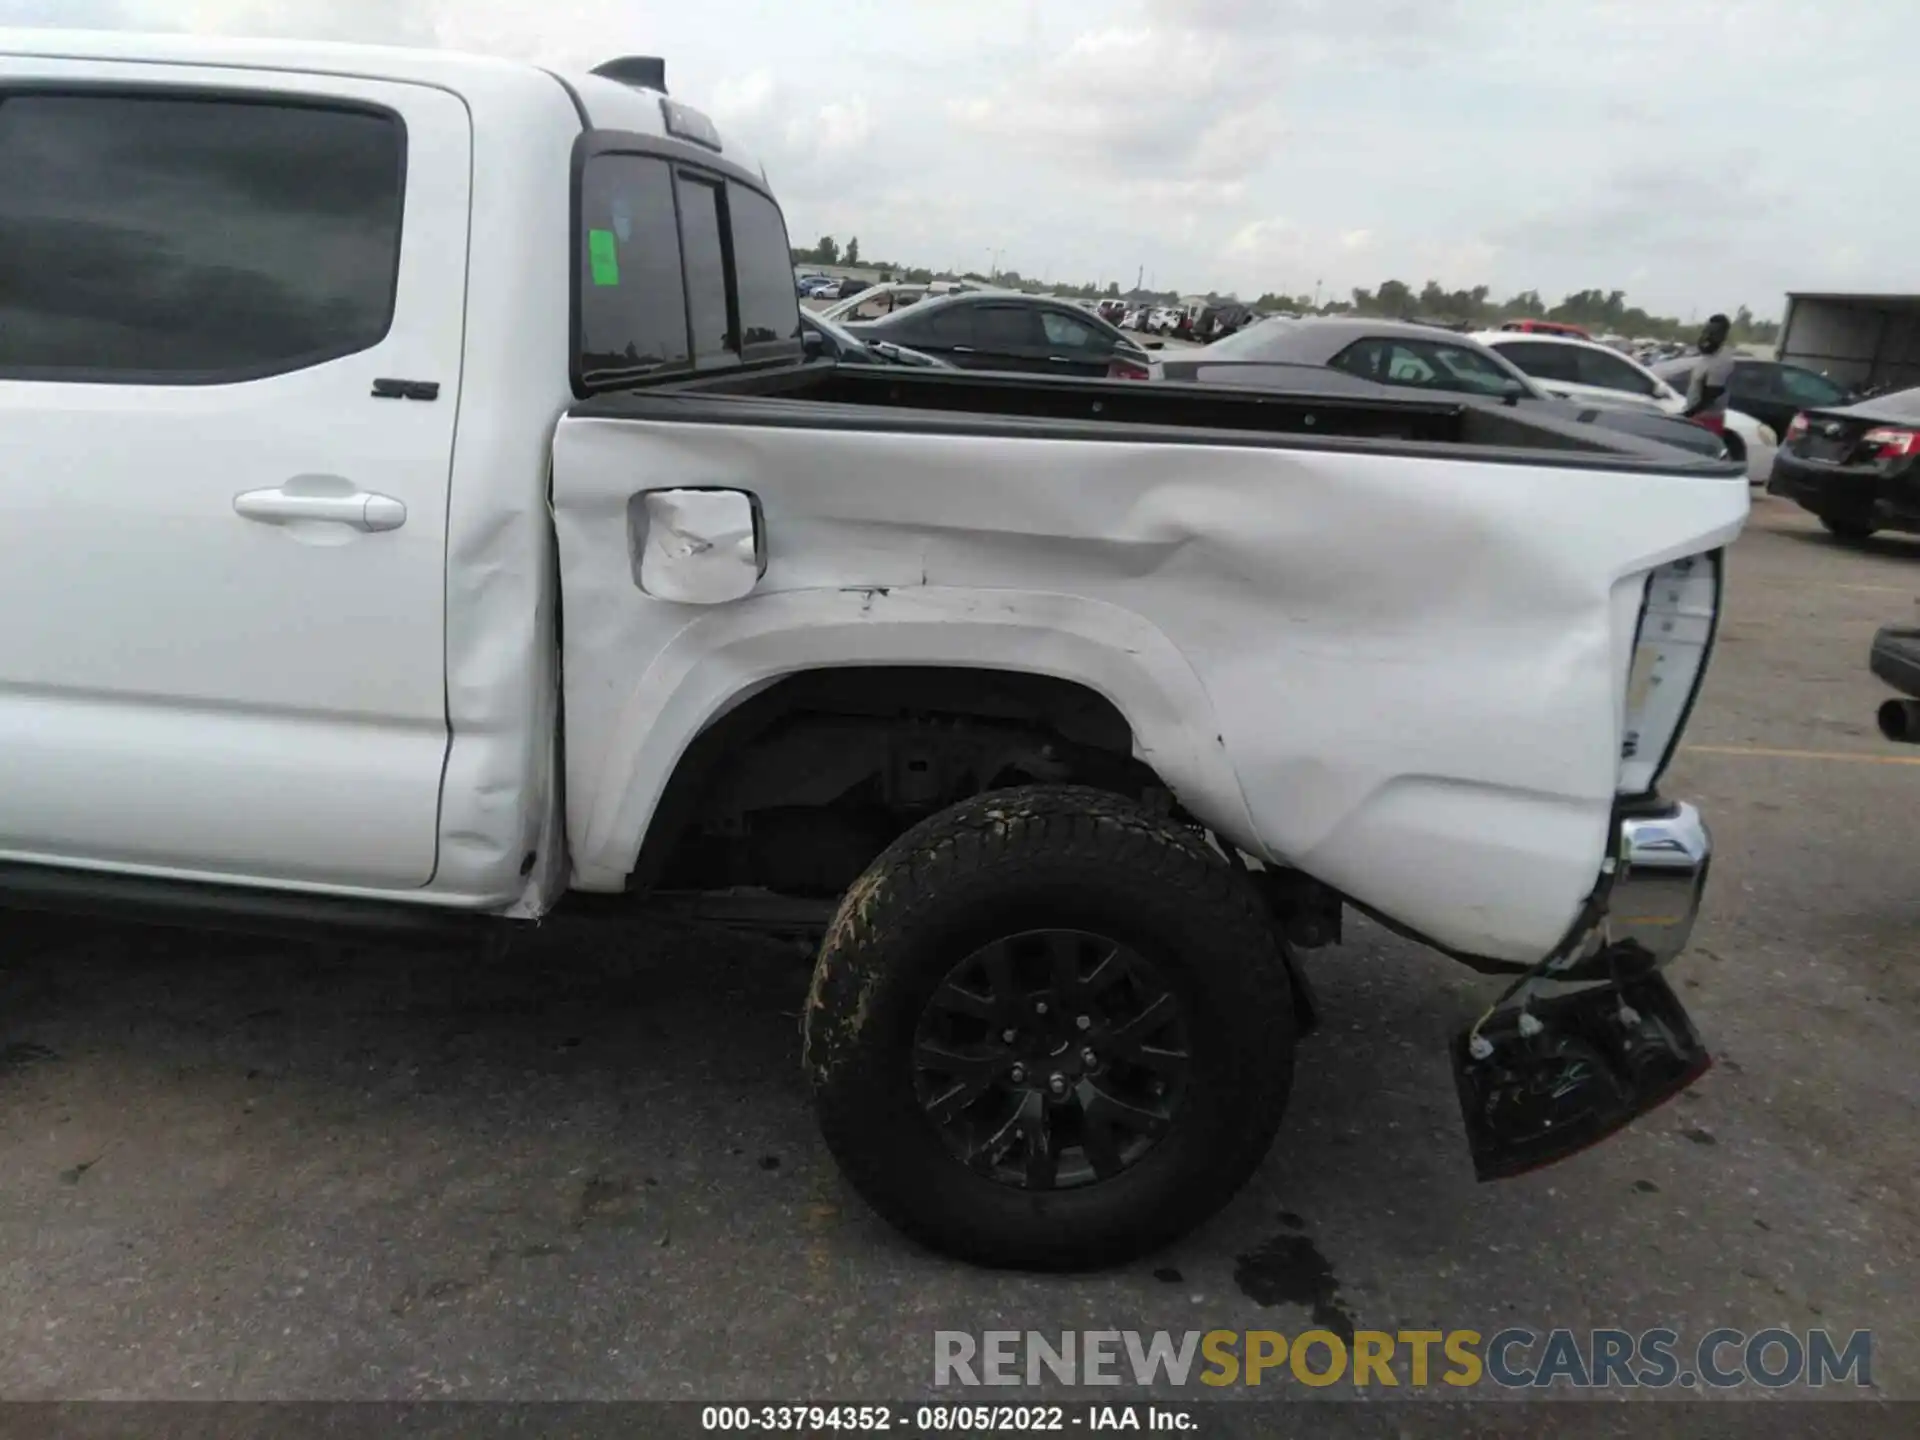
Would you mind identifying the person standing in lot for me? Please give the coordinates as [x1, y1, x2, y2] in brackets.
[1682, 313, 1737, 435]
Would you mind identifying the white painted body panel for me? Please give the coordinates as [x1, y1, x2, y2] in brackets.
[552, 417, 1747, 963]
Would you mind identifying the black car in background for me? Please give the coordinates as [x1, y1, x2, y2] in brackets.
[1767, 384, 1920, 542]
[846, 293, 1155, 378]
[1651, 356, 1852, 437]
[1163, 318, 1732, 460]
[800, 310, 952, 370]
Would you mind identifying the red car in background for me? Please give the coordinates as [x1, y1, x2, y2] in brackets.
[1500, 318, 1592, 340]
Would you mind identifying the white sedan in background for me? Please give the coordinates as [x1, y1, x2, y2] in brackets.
[1473, 331, 1778, 482]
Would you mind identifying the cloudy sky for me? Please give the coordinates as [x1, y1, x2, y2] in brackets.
[4, 0, 1911, 318]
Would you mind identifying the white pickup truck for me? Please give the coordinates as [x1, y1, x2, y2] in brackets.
[0, 30, 1745, 1269]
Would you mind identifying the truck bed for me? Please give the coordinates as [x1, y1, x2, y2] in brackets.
[572, 361, 1745, 475]
[552, 356, 1750, 964]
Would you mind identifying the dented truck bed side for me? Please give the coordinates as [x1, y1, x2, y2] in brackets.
[551, 387, 1747, 965]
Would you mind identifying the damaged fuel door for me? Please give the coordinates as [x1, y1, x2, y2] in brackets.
[629, 488, 766, 604]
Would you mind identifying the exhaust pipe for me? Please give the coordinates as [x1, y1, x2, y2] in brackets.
[1877, 698, 1920, 744]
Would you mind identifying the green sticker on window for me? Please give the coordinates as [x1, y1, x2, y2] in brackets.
[588, 228, 620, 287]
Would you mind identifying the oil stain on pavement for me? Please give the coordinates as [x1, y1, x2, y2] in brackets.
[1232, 1212, 1356, 1343]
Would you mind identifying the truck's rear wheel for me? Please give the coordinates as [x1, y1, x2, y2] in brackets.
[803, 785, 1295, 1269]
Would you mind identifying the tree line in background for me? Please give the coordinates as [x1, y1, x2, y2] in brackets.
[792, 235, 1781, 344]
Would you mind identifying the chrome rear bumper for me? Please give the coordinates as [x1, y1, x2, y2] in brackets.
[1608, 802, 1711, 965]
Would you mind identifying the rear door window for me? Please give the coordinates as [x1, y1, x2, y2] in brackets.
[576, 155, 691, 382]
[574, 140, 802, 392]
[976, 305, 1045, 350]
[0, 92, 404, 383]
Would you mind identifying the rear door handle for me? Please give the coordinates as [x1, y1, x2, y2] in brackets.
[234, 488, 408, 532]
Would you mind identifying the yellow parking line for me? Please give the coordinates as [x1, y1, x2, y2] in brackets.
[1682, 744, 1920, 766]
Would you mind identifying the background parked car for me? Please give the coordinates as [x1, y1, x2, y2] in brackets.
[846, 293, 1155, 378]
[1767, 384, 1920, 542]
[799, 310, 953, 370]
[1652, 355, 1853, 439]
[819, 281, 925, 323]
[1191, 303, 1252, 343]
[1478, 331, 1779, 482]
[1157, 318, 1733, 460]
[1499, 318, 1592, 339]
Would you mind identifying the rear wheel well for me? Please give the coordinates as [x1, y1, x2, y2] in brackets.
[630, 667, 1168, 897]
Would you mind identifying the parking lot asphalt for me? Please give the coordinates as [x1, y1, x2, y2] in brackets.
[1, 496, 1915, 1413]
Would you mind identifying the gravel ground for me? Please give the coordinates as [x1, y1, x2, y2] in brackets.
[0, 495, 1914, 1425]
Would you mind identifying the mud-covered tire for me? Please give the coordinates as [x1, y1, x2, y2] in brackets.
[803, 785, 1296, 1269]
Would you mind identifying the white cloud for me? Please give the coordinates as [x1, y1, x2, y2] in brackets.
[710, 69, 776, 127]
[3, 0, 1912, 315]
[805, 97, 871, 157]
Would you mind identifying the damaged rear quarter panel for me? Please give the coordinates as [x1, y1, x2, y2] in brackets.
[551, 415, 1746, 963]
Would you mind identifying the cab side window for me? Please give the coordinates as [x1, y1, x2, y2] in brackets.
[0, 92, 405, 383]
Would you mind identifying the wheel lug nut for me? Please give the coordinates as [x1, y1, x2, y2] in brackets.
[1081, 1047, 1098, 1068]
[1035, 1001, 1049, 1016]
[1001, 1029, 1017, 1043]
[1010, 1064, 1027, 1083]
[1047, 1073, 1068, 1097]
[1075, 1014, 1091, 1030]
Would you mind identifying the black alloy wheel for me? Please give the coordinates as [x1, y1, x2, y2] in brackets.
[911, 928, 1190, 1190]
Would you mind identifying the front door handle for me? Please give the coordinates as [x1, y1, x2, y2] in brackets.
[234, 487, 408, 532]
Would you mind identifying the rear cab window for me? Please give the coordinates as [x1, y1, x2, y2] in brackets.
[0, 90, 404, 383]
[573, 131, 802, 394]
